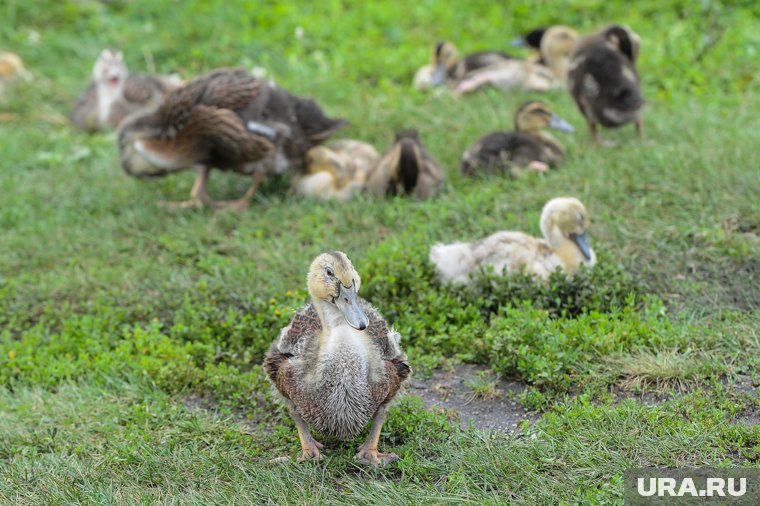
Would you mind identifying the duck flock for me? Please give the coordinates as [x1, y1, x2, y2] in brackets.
[4, 22, 643, 464]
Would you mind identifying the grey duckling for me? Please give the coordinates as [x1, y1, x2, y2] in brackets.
[264, 251, 411, 466]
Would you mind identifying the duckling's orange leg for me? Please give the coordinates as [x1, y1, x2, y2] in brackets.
[213, 171, 265, 212]
[288, 403, 324, 461]
[161, 166, 211, 210]
[356, 403, 400, 467]
[635, 118, 644, 139]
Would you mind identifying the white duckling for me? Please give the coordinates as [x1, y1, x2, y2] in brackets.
[430, 197, 596, 283]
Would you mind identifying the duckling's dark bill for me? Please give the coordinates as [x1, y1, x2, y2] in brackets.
[571, 231, 592, 260]
[335, 284, 369, 331]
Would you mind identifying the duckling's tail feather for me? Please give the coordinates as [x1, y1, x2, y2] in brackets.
[429, 242, 474, 284]
[397, 139, 420, 194]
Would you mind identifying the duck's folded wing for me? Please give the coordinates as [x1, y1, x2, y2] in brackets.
[263, 303, 322, 391]
[70, 81, 98, 132]
[191, 105, 274, 161]
[156, 68, 262, 133]
[360, 300, 411, 383]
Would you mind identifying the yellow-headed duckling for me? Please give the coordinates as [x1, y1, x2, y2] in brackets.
[461, 100, 574, 176]
[430, 197, 596, 283]
[293, 139, 380, 201]
[118, 68, 346, 210]
[365, 129, 444, 199]
[70, 49, 181, 133]
[264, 251, 410, 465]
[567, 24, 644, 144]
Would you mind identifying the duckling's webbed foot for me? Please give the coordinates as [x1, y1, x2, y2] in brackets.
[355, 403, 399, 467]
[160, 165, 211, 210]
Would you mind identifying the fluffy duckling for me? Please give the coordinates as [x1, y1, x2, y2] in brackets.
[70, 49, 181, 133]
[118, 68, 346, 210]
[0, 52, 31, 99]
[430, 197, 596, 283]
[293, 139, 380, 201]
[454, 26, 578, 95]
[460, 101, 574, 177]
[567, 24, 644, 144]
[414, 41, 512, 90]
[365, 130, 444, 199]
[264, 251, 410, 466]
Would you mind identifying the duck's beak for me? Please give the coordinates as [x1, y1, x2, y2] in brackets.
[431, 64, 446, 86]
[550, 114, 575, 132]
[570, 231, 592, 260]
[335, 284, 368, 331]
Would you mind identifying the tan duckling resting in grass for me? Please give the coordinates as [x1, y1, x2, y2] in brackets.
[118, 68, 346, 210]
[460, 100, 574, 177]
[365, 129, 444, 199]
[454, 26, 578, 95]
[430, 197, 596, 284]
[567, 24, 644, 144]
[413, 41, 512, 90]
[70, 49, 181, 133]
[264, 251, 410, 466]
[293, 139, 380, 201]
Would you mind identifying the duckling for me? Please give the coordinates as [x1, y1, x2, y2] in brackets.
[264, 251, 411, 466]
[460, 100, 574, 177]
[567, 24, 644, 144]
[414, 41, 512, 90]
[293, 139, 380, 201]
[70, 49, 181, 133]
[118, 68, 346, 210]
[0, 51, 31, 99]
[454, 26, 578, 95]
[365, 130, 444, 199]
[511, 27, 548, 60]
[430, 197, 596, 283]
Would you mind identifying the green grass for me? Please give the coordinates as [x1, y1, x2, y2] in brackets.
[1, 0, 759, 504]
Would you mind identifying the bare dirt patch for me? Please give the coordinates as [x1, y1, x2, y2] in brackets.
[407, 363, 538, 432]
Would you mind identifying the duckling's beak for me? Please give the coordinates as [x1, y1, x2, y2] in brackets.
[549, 114, 575, 132]
[570, 231, 592, 260]
[335, 284, 369, 331]
[511, 36, 527, 47]
[431, 64, 446, 87]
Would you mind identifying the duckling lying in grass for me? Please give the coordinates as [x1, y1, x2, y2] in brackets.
[293, 139, 379, 201]
[118, 68, 346, 210]
[414, 41, 512, 90]
[430, 197, 596, 284]
[567, 24, 644, 144]
[70, 49, 181, 132]
[461, 100, 574, 177]
[264, 251, 410, 466]
[454, 26, 578, 95]
[365, 130, 444, 199]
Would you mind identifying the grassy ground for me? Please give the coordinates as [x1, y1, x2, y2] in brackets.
[1, 0, 759, 504]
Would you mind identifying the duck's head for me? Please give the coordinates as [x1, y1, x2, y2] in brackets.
[431, 41, 459, 86]
[539, 197, 594, 261]
[307, 251, 368, 331]
[514, 101, 574, 134]
[602, 24, 640, 63]
[93, 49, 127, 88]
[540, 26, 578, 74]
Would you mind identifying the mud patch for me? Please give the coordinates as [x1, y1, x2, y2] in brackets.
[408, 363, 537, 432]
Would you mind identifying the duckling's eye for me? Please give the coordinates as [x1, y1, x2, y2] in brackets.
[326, 267, 334, 277]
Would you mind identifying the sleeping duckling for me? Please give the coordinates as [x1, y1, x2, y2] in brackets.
[454, 26, 578, 95]
[118, 68, 346, 210]
[567, 24, 644, 144]
[460, 100, 574, 177]
[365, 129, 444, 199]
[414, 41, 512, 90]
[70, 49, 181, 133]
[264, 251, 410, 466]
[430, 197, 596, 284]
[293, 139, 380, 201]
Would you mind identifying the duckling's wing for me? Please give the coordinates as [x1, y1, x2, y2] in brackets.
[461, 131, 540, 175]
[359, 300, 410, 372]
[155, 68, 262, 134]
[70, 81, 99, 132]
[264, 303, 322, 395]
